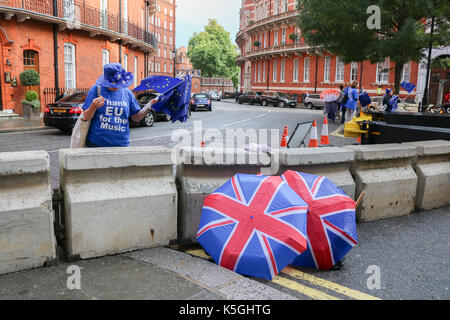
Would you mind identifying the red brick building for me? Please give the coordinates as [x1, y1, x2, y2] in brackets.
[149, 0, 176, 77]
[0, 0, 159, 115]
[236, 0, 419, 100]
[175, 45, 192, 75]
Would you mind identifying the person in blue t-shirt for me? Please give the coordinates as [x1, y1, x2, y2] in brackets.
[82, 63, 158, 147]
[344, 81, 359, 123]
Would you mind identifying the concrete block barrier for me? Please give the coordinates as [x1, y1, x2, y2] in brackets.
[275, 147, 356, 199]
[59, 147, 177, 260]
[403, 140, 450, 211]
[343, 144, 418, 223]
[176, 147, 271, 242]
[0, 151, 56, 275]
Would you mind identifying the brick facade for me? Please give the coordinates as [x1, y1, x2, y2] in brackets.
[236, 0, 419, 100]
[0, 0, 159, 115]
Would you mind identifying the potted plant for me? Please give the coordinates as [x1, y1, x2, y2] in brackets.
[19, 69, 41, 118]
[21, 90, 41, 118]
[289, 33, 299, 43]
[253, 40, 261, 47]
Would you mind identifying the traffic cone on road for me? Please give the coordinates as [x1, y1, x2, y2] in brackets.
[308, 119, 319, 148]
[280, 134, 288, 148]
[283, 126, 289, 142]
[320, 118, 330, 146]
[201, 141, 205, 148]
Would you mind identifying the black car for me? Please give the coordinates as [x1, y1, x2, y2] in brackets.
[190, 93, 212, 111]
[237, 91, 262, 105]
[260, 91, 298, 108]
[43, 91, 156, 133]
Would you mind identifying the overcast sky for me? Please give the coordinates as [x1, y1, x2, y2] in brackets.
[175, 0, 241, 48]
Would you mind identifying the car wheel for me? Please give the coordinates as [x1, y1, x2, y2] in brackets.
[262, 100, 267, 107]
[307, 103, 314, 110]
[278, 102, 285, 108]
[142, 112, 155, 127]
[164, 113, 172, 121]
[238, 99, 243, 104]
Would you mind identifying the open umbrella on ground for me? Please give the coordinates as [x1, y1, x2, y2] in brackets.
[282, 171, 358, 271]
[197, 174, 309, 280]
[320, 89, 341, 102]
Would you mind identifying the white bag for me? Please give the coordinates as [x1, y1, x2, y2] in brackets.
[70, 86, 100, 149]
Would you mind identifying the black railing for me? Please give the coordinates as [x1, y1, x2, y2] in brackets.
[0, 0, 157, 48]
[43, 87, 90, 106]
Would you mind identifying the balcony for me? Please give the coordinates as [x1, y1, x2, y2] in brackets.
[0, 0, 157, 53]
[237, 41, 310, 64]
[236, 9, 299, 43]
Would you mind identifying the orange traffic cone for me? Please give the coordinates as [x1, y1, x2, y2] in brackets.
[283, 126, 289, 141]
[356, 136, 361, 144]
[308, 119, 319, 148]
[280, 134, 288, 148]
[320, 118, 330, 146]
[201, 141, 205, 148]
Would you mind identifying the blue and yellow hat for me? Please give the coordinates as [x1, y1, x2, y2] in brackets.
[96, 63, 134, 89]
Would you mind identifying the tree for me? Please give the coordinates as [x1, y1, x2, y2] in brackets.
[188, 19, 240, 87]
[296, 0, 450, 92]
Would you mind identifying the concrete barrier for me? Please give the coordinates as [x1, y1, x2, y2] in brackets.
[403, 140, 450, 211]
[274, 147, 356, 199]
[343, 144, 418, 223]
[59, 147, 177, 260]
[176, 147, 271, 242]
[0, 151, 56, 275]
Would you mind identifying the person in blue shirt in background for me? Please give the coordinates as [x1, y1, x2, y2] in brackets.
[82, 63, 158, 148]
[344, 81, 359, 123]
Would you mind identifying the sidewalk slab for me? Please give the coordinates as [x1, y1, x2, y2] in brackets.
[0, 117, 47, 134]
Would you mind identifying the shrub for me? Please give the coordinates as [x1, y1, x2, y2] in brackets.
[25, 90, 38, 102]
[19, 69, 40, 87]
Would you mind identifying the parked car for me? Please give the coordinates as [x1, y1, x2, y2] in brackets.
[237, 91, 262, 105]
[260, 91, 298, 108]
[303, 93, 326, 109]
[209, 91, 222, 101]
[190, 93, 212, 111]
[43, 90, 157, 133]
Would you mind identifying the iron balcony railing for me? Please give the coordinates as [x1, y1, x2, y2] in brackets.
[0, 0, 157, 49]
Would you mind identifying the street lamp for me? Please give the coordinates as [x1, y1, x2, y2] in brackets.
[172, 48, 177, 77]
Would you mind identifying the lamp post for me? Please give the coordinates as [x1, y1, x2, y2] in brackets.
[172, 48, 177, 77]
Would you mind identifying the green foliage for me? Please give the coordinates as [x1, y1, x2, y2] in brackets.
[25, 90, 38, 102]
[253, 40, 261, 47]
[188, 19, 240, 86]
[296, 0, 450, 91]
[289, 33, 298, 41]
[19, 69, 40, 87]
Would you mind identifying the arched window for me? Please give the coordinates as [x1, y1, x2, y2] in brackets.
[102, 49, 110, 67]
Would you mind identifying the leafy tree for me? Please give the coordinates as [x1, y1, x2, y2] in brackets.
[297, 0, 450, 92]
[188, 19, 240, 88]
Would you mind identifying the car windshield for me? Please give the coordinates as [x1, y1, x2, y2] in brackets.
[57, 92, 87, 103]
[137, 94, 157, 104]
[194, 94, 207, 98]
[277, 92, 290, 98]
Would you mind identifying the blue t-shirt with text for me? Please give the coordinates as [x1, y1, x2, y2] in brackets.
[82, 86, 141, 147]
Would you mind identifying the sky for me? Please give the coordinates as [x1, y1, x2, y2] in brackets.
[175, 0, 241, 48]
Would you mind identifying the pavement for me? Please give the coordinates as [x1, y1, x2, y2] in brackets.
[0, 116, 48, 134]
[0, 206, 448, 300]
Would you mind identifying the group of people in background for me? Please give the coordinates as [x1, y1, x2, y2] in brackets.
[324, 82, 399, 124]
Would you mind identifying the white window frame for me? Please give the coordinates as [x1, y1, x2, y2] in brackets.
[293, 58, 299, 82]
[263, 61, 266, 83]
[376, 58, 390, 84]
[303, 57, 310, 82]
[64, 43, 76, 89]
[134, 56, 138, 87]
[102, 49, 110, 67]
[335, 56, 345, 83]
[324, 56, 330, 83]
[258, 62, 262, 83]
[401, 61, 411, 82]
[274, 30, 279, 47]
[281, 29, 286, 45]
[123, 0, 128, 34]
[351, 62, 358, 82]
[100, 0, 108, 29]
[123, 53, 128, 71]
[280, 60, 285, 83]
[273, 60, 278, 82]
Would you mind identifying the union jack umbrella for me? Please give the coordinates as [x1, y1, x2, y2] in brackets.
[282, 171, 358, 271]
[197, 174, 309, 280]
[320, 89, 341, 102]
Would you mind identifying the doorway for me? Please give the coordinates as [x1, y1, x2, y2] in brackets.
[23, 50, 41, 101]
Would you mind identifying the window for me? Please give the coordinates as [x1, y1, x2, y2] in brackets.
[303, 58, 310, 82]
[324, 56, 330, 82]
[351, 62, 358, 82]
[293, 58, 299, 82]
[376, 58, 390, 83]
[263, 32, 267, 48]
[123, 53, 128, 71]
[280, 60, 285, 82]
[100, 0, 108, 29]
[123, 0, 128, 34]
[273, 61, 278, 82]
[335, 57, 345, 82]
[134, 56, 138, 87]
[164, 63, 167, 74]
[274, 30, 279, 46]
[102, 49, 109, 67]
[274, 0, 280, 15]
[402, 62, 411, 82]
[281, 29, 286, 45]
[23, 50, 38, 66]
[258, 62, 261, 83]
[64, 43, 76, 89]
[263, 61, 266, 83]
[170, 22, 173, 31]
[63, 0, 75, 21]
[282, 0, 288, 13]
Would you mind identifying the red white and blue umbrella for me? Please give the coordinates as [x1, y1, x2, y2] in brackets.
[282, 171, 358, 270]
[320, 89, 341, 102]
[197, 174, 309, 280]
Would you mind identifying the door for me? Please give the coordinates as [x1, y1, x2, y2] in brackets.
[23, 50, 41, 101]
[100, 0, 108, 29]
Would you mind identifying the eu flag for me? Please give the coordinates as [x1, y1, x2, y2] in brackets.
[133, 75, 192, 123]
[400, 81, 416, 94]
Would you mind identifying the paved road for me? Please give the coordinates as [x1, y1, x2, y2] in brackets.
[0, 101, 355, 189]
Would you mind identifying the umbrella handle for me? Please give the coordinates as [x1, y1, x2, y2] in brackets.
[355, 190, 365, 209]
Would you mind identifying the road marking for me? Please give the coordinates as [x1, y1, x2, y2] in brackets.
[271, 276, 340, 300]
[223, 118, 253, 128]
[282, 266, 381, 300]
[130, 133, 173, 142]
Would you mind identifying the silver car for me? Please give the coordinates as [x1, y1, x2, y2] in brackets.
[303, 93, 326, 109]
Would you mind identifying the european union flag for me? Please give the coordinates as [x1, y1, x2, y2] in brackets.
[133, 75, 192, 123]
[401, 81, 416, 94]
